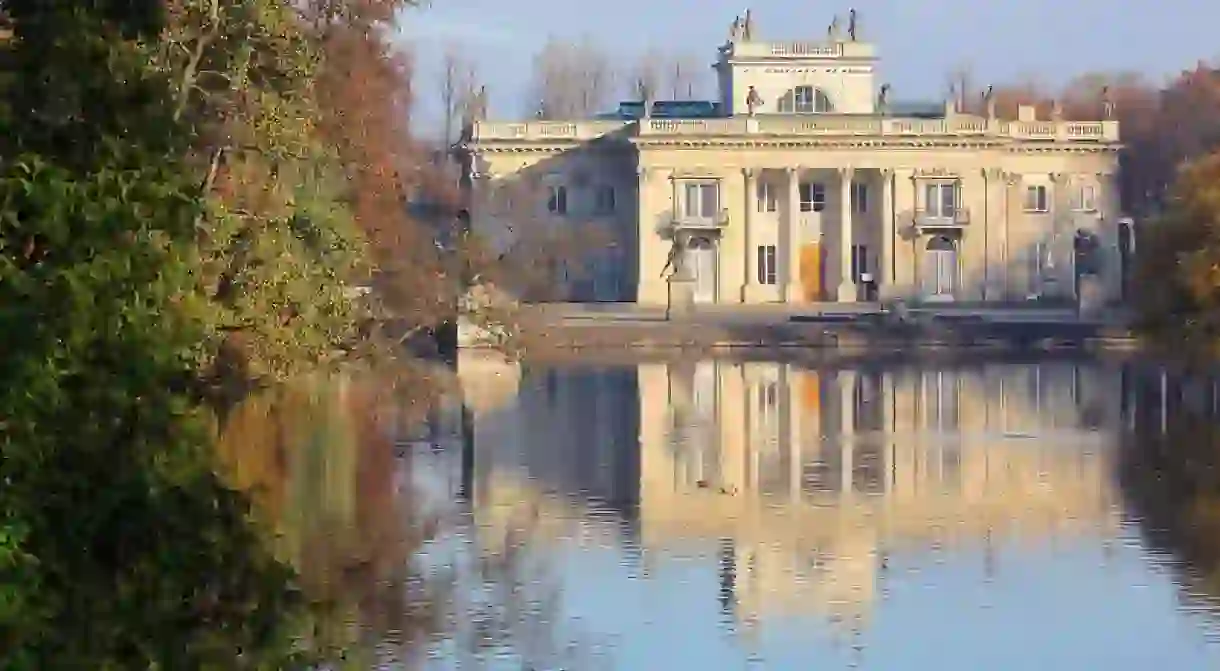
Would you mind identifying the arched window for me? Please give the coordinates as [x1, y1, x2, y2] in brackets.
[926, 235, 956, 252]
[778, 86, 834, 113]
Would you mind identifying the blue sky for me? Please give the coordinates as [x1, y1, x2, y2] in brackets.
[397, 0, 1220, 134]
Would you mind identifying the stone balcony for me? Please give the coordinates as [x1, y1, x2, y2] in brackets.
[670, 209, 731, 232]
[637, 115, 1119, 142]
[470, 115, 1119, 144]
[915, 207, 971, 229]
[471, 119, 632, 142]
[722, 39, 877, 61]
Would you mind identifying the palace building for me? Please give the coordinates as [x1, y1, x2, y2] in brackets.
[459, 13, 1127, 306]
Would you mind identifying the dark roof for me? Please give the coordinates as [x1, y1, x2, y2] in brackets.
[598, 100, 723, 119]
[588, 99, 948, 120]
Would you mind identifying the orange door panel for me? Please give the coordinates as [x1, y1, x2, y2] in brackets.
[800, 243, 824, 302]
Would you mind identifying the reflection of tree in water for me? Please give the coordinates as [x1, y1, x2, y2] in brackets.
[215, 366, 599, 668]
[215, 369, 441, 663]
[1119, 369, 1220, 614]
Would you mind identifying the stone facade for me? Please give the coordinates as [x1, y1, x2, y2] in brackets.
[462, 26, 1124, 305]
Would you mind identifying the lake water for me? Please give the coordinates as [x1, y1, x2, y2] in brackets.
[220, 354, 1220, 670]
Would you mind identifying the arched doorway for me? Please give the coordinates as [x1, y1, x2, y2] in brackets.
[687, 235, 719, 303]
[922, 235, 958, 301]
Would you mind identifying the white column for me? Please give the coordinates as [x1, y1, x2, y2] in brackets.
[838, 167, 856, 302]
[742, 168, 756, 301]
[785, 167, 801, 302]
[880, 168, 895, 298]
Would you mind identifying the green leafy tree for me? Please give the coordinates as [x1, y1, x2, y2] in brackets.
[1133, 152, 1220, 353]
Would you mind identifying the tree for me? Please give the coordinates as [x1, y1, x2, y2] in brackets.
[437, 43, 480, 148]
[526, 37, 616, 119]
[1132, 151, 1220, 352]
[663, 52, 706, 99]
[0, 0, 451, 666]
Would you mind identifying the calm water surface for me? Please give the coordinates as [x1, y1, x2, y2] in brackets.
[222, 355, 1220, 670]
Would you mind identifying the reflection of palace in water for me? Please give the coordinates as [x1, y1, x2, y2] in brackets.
[462, 354, 1124, 629]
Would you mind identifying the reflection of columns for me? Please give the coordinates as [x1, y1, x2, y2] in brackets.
[839, 370, 855, 497]
[838, 167, 856, 302]
[784, 167, 801, 302]
[783, 365, 802, 502]
[742, 168, 756, 301]
[880, 168, 895, 292]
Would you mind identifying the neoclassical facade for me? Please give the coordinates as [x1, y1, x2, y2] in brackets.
[461, 17, 1126, 305]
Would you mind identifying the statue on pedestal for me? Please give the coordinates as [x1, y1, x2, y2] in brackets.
[982, 85, 996, 119]
[661, 236, 686, 279]
[827, 14, 840, 40]
[638, 79, 654, 118]
[743, 9, 755, 40]
[729, 15, 742, 42]
[876, 83, 890, 113]
[1101, 86, 1116, 119]
[745, 85, 763, 116]
[1051, 99, 1064, 122]
[467, 85, 488, 122]
[848, 8, 858, 41]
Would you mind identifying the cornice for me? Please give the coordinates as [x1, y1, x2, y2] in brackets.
[470, 138, 1121, 155]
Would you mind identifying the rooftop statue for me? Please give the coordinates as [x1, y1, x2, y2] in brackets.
[1101, 86, 1116, 119]
[745, 85, 763, 116]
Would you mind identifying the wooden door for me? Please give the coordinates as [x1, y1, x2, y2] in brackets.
[800, 243, 824, 301]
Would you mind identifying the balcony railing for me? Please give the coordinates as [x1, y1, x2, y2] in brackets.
[915, 208, 971, 228]
[671, 209, 730, 230]
[470, 115, 1120, 143]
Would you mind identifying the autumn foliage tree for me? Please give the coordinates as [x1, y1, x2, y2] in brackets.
[0, 0, 449, 666]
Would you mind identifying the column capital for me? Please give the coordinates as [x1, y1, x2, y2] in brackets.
[982, 167, 1004, 180]
[1003, 171, 1022, 186]
[879, 168, 895, 177]
[837, 166, 856, 178]
[1050, 171, 1068, 183]
[742, 167, 756, 179]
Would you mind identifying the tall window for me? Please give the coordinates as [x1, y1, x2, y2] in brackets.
[780, 86, 834, 113]
[593, 185, 616, 215]
[799, 182, 826, 212]
[924, 182, 957, 218]
[681, 181, 720, 219]
[1024, 184, 1050, 212]
[851, 182, 869, 213]
[1073, 184, 1097, 212]
[547, 184, 568, 215]
[756, 180, 778, 213]
[757, 245, 778, 285]
[851, 245, 869, 281]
